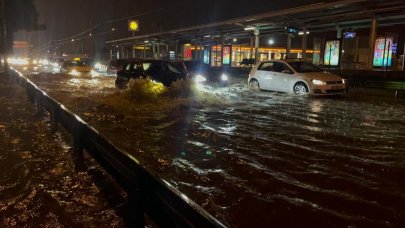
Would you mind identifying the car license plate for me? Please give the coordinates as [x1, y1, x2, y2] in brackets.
[332, 86, 342, 90]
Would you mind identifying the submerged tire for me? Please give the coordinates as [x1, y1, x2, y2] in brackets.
[115, 78, 129, 89]
[293, 82, 308, 95]
[249, 79, 260, 89]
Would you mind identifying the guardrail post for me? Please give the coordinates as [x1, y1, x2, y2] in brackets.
[35, 92, 43, 116]
[50, 106, 59, 133]
[72, 125, 85, 171]
[127, 173, 145, 228]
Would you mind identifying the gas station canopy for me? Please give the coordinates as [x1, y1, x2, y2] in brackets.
[106, 0, 405, 46]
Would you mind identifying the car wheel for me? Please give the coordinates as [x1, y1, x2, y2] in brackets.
[115, 78, 129, 89]
[293, 82, 308, 95]
[249, 79, 260, 89]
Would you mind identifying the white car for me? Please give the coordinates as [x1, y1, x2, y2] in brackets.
[248, 60, 346, 95]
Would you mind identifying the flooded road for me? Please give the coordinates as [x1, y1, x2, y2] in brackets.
[0, 73, 124, 227]
[17, 66, 405, 227]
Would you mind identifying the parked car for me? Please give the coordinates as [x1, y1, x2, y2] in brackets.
[183, 61, 229, 85]
[248, 60, 346, 95]
[60, 58, 95, 76]
[115, 59, 189, 88]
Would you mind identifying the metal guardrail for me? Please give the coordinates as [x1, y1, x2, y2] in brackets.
[9, 69, 226, 228]
[365, 81, 405, 98]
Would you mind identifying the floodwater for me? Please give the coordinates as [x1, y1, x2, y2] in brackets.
[0, 73, 124, 227]
[17, 66, 405, 227]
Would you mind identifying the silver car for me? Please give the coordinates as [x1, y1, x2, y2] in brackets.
[248, 60, 346, 95]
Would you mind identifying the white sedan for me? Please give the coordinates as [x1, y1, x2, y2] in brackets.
[248, 60, 346, 95]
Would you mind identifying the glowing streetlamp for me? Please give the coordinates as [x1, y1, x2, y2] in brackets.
[128, 20, 139, 32]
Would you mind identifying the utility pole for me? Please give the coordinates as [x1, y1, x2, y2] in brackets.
[0, 0, 9, 74]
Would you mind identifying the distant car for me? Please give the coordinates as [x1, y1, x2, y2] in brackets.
[115, 59, 189, 88]
[107, 59, 132, 76]
[60, 58, 95, 76]
[183, 61, 229, 85]
[248, 60, 346, 95]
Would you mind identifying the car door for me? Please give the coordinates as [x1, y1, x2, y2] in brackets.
[117, 63, 132, 80]
[160, 62, 183, 86]
[144, 61, 164, 82]
[255, 61, 275, 90]
[271, 62, 294, 92]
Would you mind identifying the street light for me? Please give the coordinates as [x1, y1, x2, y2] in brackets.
[268, 39, 274, 45]
[0, 0, 9, 73]
[71, 39, 75, 42]
[298, 31, 310, 35]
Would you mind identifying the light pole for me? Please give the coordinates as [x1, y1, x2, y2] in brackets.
[0, 0, 9, 74]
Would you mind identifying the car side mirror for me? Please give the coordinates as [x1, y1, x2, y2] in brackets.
[282, 70, 292, 74]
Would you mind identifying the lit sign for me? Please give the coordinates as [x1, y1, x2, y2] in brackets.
[373, 37, 394, 67]
[344, 32, 356, 39]
[286, 26, 299, 34]
[324, 40, 341, 66]
[183, 45, 192, 61]
[392, 42, 398, 54]
[203, 49, 210, 64]
[222, 45, 231, 65]
[169, 51, 175, 61]
[128, 20, 139, 32]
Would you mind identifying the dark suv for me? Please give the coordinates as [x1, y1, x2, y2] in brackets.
[115, 59, 188, 88]
[183, 61, 229, 86]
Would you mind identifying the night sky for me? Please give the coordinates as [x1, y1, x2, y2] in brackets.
[32, 0, 334, 43]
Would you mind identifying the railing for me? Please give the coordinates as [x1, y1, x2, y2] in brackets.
[9, 69, 226, 228]
[365, 81, 405, 98]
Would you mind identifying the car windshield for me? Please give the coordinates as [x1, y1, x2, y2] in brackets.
[172, 62, 188, 74]
[166, 63, 181, 74]
[288, 62, 323, 73]
[184, 61, 208, 72]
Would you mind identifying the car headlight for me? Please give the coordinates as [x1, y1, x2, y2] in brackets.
[312, 79, 326, 85]
[69, 69, 80, 76]
[221, 74, 229, 81]
[91, 70, 100, 77]
[195, 74, 207, 83]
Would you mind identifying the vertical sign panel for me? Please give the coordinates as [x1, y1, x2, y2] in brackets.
[203, 49, 210, 64]
[324, 40, 341, 66]
[183, 45, 192, 61]
[222, 45, 231, 65]
[373, 37, 393, 67]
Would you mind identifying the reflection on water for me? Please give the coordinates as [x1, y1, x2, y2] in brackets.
[25, 71, 405, 227]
